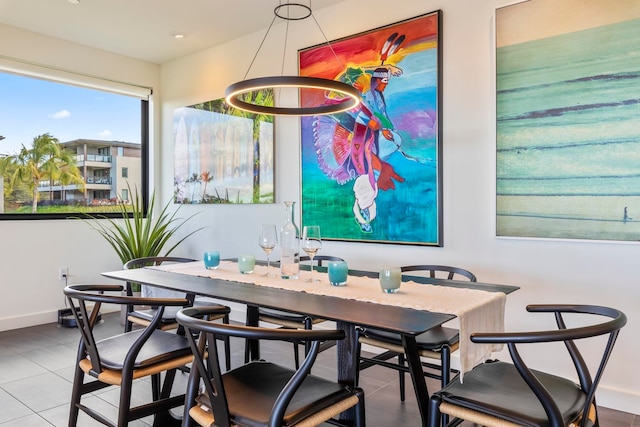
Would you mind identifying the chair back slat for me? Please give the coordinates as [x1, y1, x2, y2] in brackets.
[299, 255, 344, 267]
[191, 328, 231, 427]
[124, 256, 198, 270]
[507, 343, 565, 426]
[400, 264, 477, 282]
[579, 328, 622, 427]
[66, 292, 104, 374]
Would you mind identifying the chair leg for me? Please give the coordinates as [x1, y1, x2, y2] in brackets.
[303, 316, 313, 356]
[68, 362, 85, 427]
[244, 338, 251, 363]
[223, 313, 231, 371]
[244, 306, 260, 362]
[293, 342, 300, 369]
[151, 373, 161, 400]
[427, 394, 442, 427]
[440, 346, 451, 426]
[118, 374, 134, 426]
[440, 346, 451, 388]
[354, 330, 363, 387]
[354, 388, 366, 427]
[124, 302, 133, 333]
[398, 353, 406, 402]
[152, 368, 182, 427]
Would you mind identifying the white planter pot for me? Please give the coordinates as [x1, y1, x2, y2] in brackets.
[119, 290, 150, 325]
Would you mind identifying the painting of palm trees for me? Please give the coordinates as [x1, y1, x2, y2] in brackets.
[173, 90, 274, 204]
[496, 0, 640, 241]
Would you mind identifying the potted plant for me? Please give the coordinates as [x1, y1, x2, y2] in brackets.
[82, 185, 203, 321]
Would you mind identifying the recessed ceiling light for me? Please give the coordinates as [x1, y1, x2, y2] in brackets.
[67, 0, 80, 4]
[172, 32, 186, 40]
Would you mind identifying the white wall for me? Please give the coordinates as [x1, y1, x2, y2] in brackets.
[0, 0, 637, 415]
[160, 0, 639, 414]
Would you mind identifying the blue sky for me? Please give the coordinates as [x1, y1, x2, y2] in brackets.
[0, 72, 141, 154]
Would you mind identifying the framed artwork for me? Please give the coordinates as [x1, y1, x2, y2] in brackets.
[299, 11, 442, 246]
[496, 0, 640, 241]
[173, 90, 275, 204]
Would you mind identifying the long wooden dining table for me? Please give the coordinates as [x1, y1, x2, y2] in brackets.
[102, 262, 518, 426]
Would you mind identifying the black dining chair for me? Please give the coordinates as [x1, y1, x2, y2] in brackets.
[427, 304, 627, 427]
[357, 265, 477, 402]
[63, 284, 229, 426]
[248, 255, 345, 368]
[177, 305, 366, 427]
[124, 256, 231, 371]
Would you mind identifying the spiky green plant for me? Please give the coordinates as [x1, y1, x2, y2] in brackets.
[82, 185, 203, 289]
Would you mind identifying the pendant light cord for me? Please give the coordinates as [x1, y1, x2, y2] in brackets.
[242, 1, 344, 80]
[243, 14, 278, 80]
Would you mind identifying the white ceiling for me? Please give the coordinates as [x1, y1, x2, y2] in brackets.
[0, 0, 344, 64]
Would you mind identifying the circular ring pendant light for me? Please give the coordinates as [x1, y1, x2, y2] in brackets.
[224, 2, 361, 116]
[226, 76, 361, 116]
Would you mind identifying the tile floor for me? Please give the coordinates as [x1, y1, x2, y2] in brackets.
[0, 312, 637, 426]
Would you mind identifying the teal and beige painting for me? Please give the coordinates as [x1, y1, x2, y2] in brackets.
[496, 0, 640, 241]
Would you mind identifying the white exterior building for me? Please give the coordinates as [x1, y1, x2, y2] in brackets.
[38, 139, 141, 203]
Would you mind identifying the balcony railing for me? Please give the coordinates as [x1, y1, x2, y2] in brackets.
[38, 176, 112, 187]
[76, 154, 112, 162]
[86, 177, 112, 185]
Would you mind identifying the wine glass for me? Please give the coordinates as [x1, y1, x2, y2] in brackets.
[301, 225, 322, 283]
[258, 224, 278, 277]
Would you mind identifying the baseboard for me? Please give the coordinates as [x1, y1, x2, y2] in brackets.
[0, 311, 58, 332]
[597, 386, 640, 415]
[0, 307, 118, 332]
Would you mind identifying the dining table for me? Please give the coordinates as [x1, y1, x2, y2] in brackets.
[102, 261, 519, 426]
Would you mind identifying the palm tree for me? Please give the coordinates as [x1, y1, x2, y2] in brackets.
[1, 133, 84, 213]
[187, 172, 201, 203]
[200, 170, 214, 202]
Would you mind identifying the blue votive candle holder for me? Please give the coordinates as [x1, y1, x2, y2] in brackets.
[328, 261, 348, 286]
[204, 251, 220, 270]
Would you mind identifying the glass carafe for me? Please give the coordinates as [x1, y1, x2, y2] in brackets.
[280, 201, 300, 279]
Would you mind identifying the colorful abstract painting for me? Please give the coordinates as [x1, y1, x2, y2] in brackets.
[173, 91, 274, 204]
[496, 0, 640, 241]
[299, 11, 442, 245]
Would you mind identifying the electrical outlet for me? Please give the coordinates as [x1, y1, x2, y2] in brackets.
[59, 267, 69, 281]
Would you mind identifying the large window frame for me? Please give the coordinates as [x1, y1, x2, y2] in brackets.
[0, 62, 150, 220]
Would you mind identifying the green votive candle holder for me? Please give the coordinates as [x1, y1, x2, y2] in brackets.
[379, 267, 401, 293]
[238, 255, 255, 274]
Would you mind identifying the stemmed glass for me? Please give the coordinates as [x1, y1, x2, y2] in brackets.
[258, 224, 278, 277]
[301, 225, 322, 283]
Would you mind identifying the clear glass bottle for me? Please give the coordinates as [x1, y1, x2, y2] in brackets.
[280, 201, 300, 279]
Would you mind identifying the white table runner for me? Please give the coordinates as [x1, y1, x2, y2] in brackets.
[150, 260, 506, 378]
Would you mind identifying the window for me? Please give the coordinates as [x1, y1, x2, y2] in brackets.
[0, 66, 149, 219]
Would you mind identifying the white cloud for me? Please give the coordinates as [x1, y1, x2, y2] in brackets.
[51, 110, 71, 119]
[99, 130, 112, 137]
